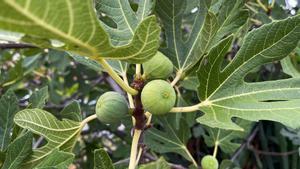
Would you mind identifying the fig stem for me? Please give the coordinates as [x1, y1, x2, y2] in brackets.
[170, 100, 212, 113]
[98, 58, 138, 95]
[170, 104, 201, 113]
[122, 73, 135, 109]
[213, 130, 220, 158]
[122, 73, 136, 125]
[129, 129, 142, 169]
[133, 111, 152, 167]
[80, 114, 97, 128]
[171, 69, 183, 86]
[256, 0, 268, 12]
[135, 64, 142, 78]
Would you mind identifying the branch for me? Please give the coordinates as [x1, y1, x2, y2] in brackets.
[0, 43, 37, 49]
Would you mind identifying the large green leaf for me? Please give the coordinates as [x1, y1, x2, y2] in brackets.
[156, 0, 248, 72]
[34, 149, 74, 169]
[0, 0, 160, 63]
[14, 109, 81, 168]
[144, 117, 197, 166]
[0, 90, 19, 151]
[197, 15, 300, 130]
[1, 132, 33, 169]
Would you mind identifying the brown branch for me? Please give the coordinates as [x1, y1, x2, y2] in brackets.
[0, 43, 37, 49]
[250, 147, 298, 156]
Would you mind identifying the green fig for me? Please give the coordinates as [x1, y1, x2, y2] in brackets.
[96, 92, 128, 124]
[141, 80, 176, 115]
[201, 155, 219, 169]
[142, 51, 173, 79]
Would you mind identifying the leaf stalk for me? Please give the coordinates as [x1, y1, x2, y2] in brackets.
[98, 59, 138, 95]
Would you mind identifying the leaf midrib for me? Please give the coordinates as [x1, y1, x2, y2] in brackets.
[210, 87, 300, 103]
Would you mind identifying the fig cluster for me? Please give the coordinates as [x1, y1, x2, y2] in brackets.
[141, 80, 176, 115]
[96, 92, 128, 124]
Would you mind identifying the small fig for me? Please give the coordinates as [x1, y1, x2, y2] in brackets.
[201, 155, 219, 169]
[142, 51, 173, 79]
[141, 80, 176, 115]
[96, 92, 128, 124]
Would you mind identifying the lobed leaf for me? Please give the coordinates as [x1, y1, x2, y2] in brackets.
[197, 15, 300, 130]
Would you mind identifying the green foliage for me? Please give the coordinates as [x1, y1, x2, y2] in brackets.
[0, 0, 299, 168]
[60, 101, 82, 122]
[145, 116, 197, 166]
[139, 157, 171, 169]
[13, 109, 81, 168]
[156, 0, 248, 72]
[203, 120, 253, 154]
[0, 90, 19, 151]
[0, 0, 160, 63]
[29, 86, 48, 108]
[94, 149, 114, 169]
[1, 132, 33, 169]
[35, 149, 74, 169]
[197, 16, 300, 130]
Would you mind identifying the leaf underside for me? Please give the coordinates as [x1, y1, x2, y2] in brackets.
[0, 0, 160, 63]
[13, 109, 81, 168]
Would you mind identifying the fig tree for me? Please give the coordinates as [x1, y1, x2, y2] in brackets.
[141, 80, 176, 115]
[201, 155, 219, 169]
[142, 51, 173, 79]
[96, 91, 128, 124]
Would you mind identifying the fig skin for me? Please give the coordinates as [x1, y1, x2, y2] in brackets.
[201, 155, 219, 169]
[142, 51, 173, 79]
[141, 80, 176, 115]
[96, 92, 128, 124]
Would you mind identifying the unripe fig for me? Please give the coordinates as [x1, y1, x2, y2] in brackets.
[96, 92, 128, 124]
[141, 80, 176, 115]
[142, 51, 173, 79]
[201, 155, 219, 169]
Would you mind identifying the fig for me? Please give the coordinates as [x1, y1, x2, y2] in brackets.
[141, 80, 176, 115]
[142, 51, 173, 79]
[201, 155, 219, 169]
[96, 92, 128, 124]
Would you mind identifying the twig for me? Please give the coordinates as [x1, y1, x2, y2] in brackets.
[250, 148, 298, 156]
[231, 126, 259, 161]
[105, 76, 124, 94]
[0, 43, 37, 49]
